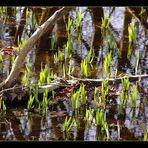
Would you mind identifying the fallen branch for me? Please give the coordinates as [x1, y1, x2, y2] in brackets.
[69, 74, 148, 85]
[0, 7, 73, 90]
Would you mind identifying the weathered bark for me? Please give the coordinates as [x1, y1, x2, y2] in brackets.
[0, 7, 73, 90]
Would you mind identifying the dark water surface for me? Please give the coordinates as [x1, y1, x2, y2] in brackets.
[0, 7, 148, 141]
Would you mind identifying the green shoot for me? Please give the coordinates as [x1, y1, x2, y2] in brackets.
[84, 109, 93, 122]
[38, 64, 48, 86]
[101, 15, 110, 37]
[0, 97, 6, 111]
[130, 84, 138, 108]
[65, 39, 72, 59]
[95, 109, 106, 127]
[10, 55, 15, 66]
[81, 59, 88, 77]
[144, 127, 148, 141]
[0, 54, 2, 63]
[66, 16, 73, 35]
[42, 88, 49, 109]
[30, 12, 36, 32]
[128, 23, 136, 59]
[119, 90, 128, 107]
[62, 116, 74, 132]
[71, 90, 79, 110]
[76, 11, 82, 30]
[27, 95, 35, 110]
[21, 71, 28, 87]
[101, 79, 108, 104]
[86, 47, 94, 63]
[51, 34, 57, 50]
[103, 51, 112, 78]
[121, 76, 130, 92]
[79, 83, 87, 105]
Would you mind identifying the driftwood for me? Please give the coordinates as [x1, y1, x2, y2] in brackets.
[0, 7, 73, 90]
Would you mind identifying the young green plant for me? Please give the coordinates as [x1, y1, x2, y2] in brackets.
[103, 51, 112, 78]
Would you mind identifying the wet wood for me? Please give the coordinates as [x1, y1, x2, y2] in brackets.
[0, 7, 74, 90]
[69, 74, 148, 86]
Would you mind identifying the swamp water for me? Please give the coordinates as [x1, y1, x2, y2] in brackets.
[0, 7, 148, 141]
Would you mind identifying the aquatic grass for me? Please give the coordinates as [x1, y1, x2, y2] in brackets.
[65, 39, 72, 60]
[66, 16, 73, 35]
[121, 76, 130, 92]
[32, 85, 39, 104]
[75, 11, 82, 42]
[0, 54, 2, 63]
[118, 77, 130, 114]
[71, 90, 79, 110]
[38, 64, 48, 86]
[144, 127, 148, 141]
[108, 30, 117, 49]
[95, 109, 106, 127]
[18, 36, 27, 50]
[57, 50, 63, 62]
[93, 87, 100, 111]
[21, 71, 28, 86]
[101, 15, 110, 38]
[101, 79, 108, 104]
[42, 88, 49, 109]
[79, 83, 87, 105]
[128, 23, 136, 59]
[76, 11, 82, 30]
[27, 94, 35, 110]
[103, 51, 112, 78]
[51, 34, 57, 51]
[119, 90, 128, 107]
[30, 12, 36, 32]
[0, 97, 6, 111]
[84, 109, 93, 123]
[10, 55, 15, 66]
[81, 59, 88, 77]
[86, 47, 94, 63]
[54, 49, 63, 63]
[62, 116, 74, 132]
[50, 70, 57, 79]
[25, 8, 29, 27]
[130, 84, 138, 108]
[102, 121, 110, 140]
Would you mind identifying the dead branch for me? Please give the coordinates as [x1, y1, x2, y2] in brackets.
[0, 7, 73, 90]
[69, 74, 148, 86]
